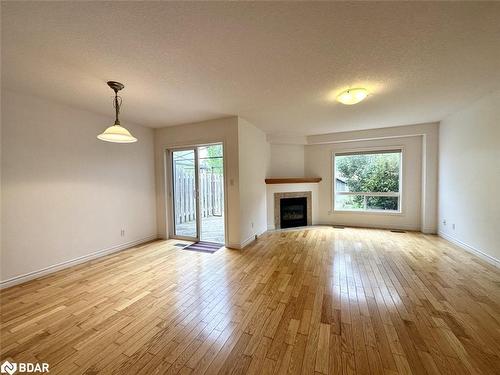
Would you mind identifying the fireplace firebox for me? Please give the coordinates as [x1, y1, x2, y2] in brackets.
[280, 197, 307, 228]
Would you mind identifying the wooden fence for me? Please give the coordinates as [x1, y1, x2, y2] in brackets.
[174, 167, 224, 224]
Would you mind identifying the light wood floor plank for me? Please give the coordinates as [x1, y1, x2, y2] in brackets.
[1, 227, 499, 374]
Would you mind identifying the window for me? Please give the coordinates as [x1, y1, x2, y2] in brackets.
[334, 149, 402, 212]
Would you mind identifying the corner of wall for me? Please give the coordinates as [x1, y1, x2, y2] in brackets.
[237, 118, 270, 246]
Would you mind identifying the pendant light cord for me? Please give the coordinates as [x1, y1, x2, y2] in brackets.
[113, 90, 122, 125]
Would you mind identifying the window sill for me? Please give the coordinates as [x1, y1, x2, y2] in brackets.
[332, 209, 403, 216]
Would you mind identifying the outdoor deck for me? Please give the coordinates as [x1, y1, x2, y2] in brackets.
[176, 215, 225, 243]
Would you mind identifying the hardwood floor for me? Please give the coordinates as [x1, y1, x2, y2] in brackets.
[1, 227, 500, 374]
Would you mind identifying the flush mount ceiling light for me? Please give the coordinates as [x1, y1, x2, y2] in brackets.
[336, 88, 369, 105]
[97, 81, 137, 143]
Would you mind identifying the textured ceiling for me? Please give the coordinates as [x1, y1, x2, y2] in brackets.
[2, 2, 500, 135]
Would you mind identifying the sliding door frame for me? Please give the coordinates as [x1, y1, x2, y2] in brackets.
[165, 141, 227, 245]
[168, 147, 201, 241]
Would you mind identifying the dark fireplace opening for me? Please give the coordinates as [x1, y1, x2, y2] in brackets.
[280, 197, 307, 228]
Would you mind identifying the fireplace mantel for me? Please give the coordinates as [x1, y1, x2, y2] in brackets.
[265, 177, 322, 184]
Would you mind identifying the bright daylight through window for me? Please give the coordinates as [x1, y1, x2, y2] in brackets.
[334, 150, 402, 212]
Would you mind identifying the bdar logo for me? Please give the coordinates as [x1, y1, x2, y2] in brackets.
[0, 361, 17, 375]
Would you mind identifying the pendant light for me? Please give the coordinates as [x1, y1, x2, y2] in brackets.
[97, 81, 138, 143]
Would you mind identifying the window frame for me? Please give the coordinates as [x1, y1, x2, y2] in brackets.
[332, 147, 404, 215]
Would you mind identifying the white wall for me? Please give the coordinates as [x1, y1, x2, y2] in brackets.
[269, 144, 305, 177]
[154, 117, 241, 247]
[439, 90, 500, 264]
[238, 118, 270, 246]
[1, 90, 157, 285]
[305, 136, 423, 231]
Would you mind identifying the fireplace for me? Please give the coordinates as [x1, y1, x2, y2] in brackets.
[280, 197, 307, 228]
[274, 191, 312, 229]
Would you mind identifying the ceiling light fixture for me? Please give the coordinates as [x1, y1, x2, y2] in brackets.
[97, 81, 137, 143]
[337, 88, 369, 105]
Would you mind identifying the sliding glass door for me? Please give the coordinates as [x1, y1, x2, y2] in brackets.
[172, 148, 199, 240]
[170, 144, 225, 244]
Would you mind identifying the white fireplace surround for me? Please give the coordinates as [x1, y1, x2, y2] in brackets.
[266, 183, 319, 230]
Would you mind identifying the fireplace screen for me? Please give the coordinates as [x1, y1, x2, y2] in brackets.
[280, 197, 307, 228]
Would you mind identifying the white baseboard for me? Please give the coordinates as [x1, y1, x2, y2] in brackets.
[316, 221, 420, 231]
[421, 227, 437, 234]
[240, 235, 257, 249]
[233, 229, 267, 250]
[0, 235, 158, 289]
[438, 231, 499, 268]
[229, 236, 256, 250]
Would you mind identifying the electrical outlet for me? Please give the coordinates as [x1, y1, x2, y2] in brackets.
[452, 223, 455, 230]
[251, 222, 254, 228]
[442, 219, 446, 226]
[121, 229, 125, 237]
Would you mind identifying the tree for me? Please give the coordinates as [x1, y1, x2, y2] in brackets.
[336, 153, 400, 210]
[202, 144, 223, 173]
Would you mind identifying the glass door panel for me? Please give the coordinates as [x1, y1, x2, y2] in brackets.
[172, 149, 198, 239]
[198, 144, 225, 243]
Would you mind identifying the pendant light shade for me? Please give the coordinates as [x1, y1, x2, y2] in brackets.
[97, 125, 137, 143]
[98, 81, 138, 143]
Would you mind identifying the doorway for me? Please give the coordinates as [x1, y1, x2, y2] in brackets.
[170, 143, 225, 244]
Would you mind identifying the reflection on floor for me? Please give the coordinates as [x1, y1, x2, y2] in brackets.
[176, 215, 224, 243]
